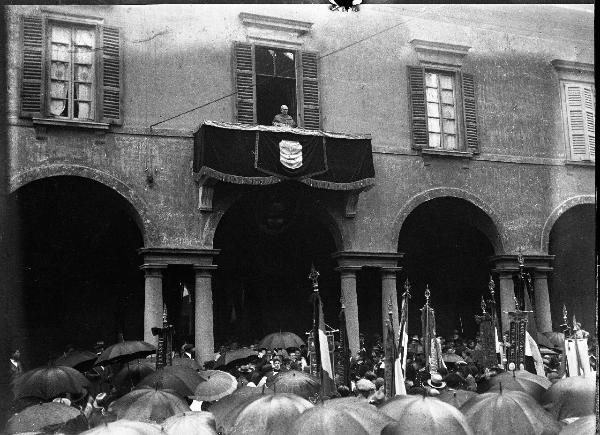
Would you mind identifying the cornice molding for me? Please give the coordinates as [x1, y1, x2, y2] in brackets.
[410, 39, 471, 68]
[240, 12, 313, 49]
[551, 59, 594, 82]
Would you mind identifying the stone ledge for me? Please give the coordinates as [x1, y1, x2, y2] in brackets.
[410, 39, 471, 67]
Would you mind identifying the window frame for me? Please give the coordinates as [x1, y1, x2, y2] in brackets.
[46, 19, 99, 122]
[559, 79, 595, 163]
[423, 68, 464, 151]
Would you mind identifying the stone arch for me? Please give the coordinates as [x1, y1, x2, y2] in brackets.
[10, 164, 156, 245]
[540, 195, 595, 252]
[202, 186, 344, 251]
[391, 187, 504, 253]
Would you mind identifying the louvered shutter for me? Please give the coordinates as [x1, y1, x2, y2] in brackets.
[461, 72, 479, 153]
[407, 66, 428, 149]
[299, 51, 320, 129]
[234, 42, 256, 124]
[100, 26, 122, 124]
[20, 16, 45, 118]
[583, 86, 595, 161]
[565, 84, 591, 161]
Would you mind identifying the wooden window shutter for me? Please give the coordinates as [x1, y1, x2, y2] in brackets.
[461, 72, 479, 153]
[407, 66, 428, 149]
[100, 26, 122, 124]
[233, 42, 256, 124]
[299, 51, 320, 129]
[565, 84, 591, 161]
[583, 86, 595, 160]
[20, 16, 45, 118]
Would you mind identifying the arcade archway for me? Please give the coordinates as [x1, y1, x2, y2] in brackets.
[213, 182, 340, 347]
[10, 176, 145, 366]
[549, 203, 595, 332]
[398, 197, 498, 339]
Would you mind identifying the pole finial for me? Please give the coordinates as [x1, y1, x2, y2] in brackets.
[517, 247, 525, 267]
[488, 275, 495, 297]
[309, 264, 320, 292]
[425, 285, 430, 303]
[481, 295, 487, 314]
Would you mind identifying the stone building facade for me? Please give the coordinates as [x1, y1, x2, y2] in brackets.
[4, 4, 595, 366]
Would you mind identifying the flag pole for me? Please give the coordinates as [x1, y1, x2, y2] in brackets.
[401, 279, 411, 375]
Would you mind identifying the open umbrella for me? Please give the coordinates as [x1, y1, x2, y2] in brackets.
[209, 385, 274, 434]
[437, 389, 478, 409]
[138, 366, 206, 397]
[323, 397, 394, 434]
[267, 370, 320, 399]
[230, 393, 313, 435]
[79, 419, 163, 435]
[112, 359, 156, 391]
[379, 395, 473, 435]
[214, 348, 257, 368]
[108, 387, 190, 423]
[558, 415, 596, 435]
[5, 402, 86, 434]
[54, 351, 98, 371]
[259, 332, 305, 350]
[460, 389, 561, 435]
[146, 356, 201, 370]
[12, 364, 90, 400]
[288, 406, 370, 435]
[192, 370, 238, 401]
[95, 341, 156, 366]
[162, 411, 217, 435]
[541, 375, 595, 420]
[488, 370, 551, 402]
[443, 353, 465, 364]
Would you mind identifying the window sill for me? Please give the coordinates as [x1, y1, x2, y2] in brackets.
[32, 118, 110, 140]
[420, 148, 473, 158]
[565, 160, 595, 168]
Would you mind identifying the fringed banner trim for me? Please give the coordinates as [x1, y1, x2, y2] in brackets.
[196, 166, 281, 186]
[300, 177, 376, 191]
[201, 119, 372, 140]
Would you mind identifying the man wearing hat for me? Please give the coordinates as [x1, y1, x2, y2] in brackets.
[355, 378, 376, 399]
[181, 343, 194, 359]
[426, 373, 447, 396]
[272, 105, 297, 127]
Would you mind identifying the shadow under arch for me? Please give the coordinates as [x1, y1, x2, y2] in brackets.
[540, 195, 595, 253]
[10, 164, 156, 245]
[391, 187, 504, 253]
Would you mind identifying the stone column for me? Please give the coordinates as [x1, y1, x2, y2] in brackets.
[381, 268, 401, 346]
[194, 265, 217, 367]
[533, 269, 553, 333]
[497, 272, 516, 337]
[141, 264, 167, 344]
[337, 267, 361, 358]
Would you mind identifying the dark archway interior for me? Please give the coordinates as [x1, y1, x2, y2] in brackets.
[549, 204, 595, 332]
[398, 197, 497, 339]
[213, 182, 339, 347]
[11, 176, 144, 366]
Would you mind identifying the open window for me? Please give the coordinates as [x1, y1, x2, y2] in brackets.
[233, 42, 320, 129]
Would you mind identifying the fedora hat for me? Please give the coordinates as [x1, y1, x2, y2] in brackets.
[426, 373, 446, 389]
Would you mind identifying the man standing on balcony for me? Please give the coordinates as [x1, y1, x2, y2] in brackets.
[272, 105, 297, 127]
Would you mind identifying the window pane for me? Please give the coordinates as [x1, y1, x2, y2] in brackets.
[51, 26, 70, 44]
[50, 99, 66, 116]
[428, 117, 440, 133]
[74, 29, 94, 47]
[50, 81, 68, 99]
[443, 119, 456, 134]
[275, 51, 295, 78]
[441, 90, 454, 105]
[444, 134, 457, 149]
[75, 65, 92, 82]
[51, 44, 70, 62]
[427, 102, 439, 117]
[442, 104, 455, 119]
[75, 84, 91, 101]
[75, 47, 93, 64]
[76, 102, 91, 119]
[426, 87, 439, 102]
[439, 74, 453, 89]
[255, 47, 275, 76]
[425, 73, 438, 87]
[51, 62, 68, 80]
[429, 133, 441, 148]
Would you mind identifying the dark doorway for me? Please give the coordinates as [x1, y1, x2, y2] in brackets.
[10, 176, 144, 367]
[398, 197, 497, 340]
[549, 204, 595, 332]
[213, 182, 339, 347]
[255, 46, 297, 126]
[356, 268, 383, 349]
[163, 265, 195, 351]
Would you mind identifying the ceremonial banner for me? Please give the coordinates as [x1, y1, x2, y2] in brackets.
[384, 317, 396, 398]
[399, 290, 409, 375]
[475, 313, 497, 369]
[420, 301, 436, 371]
[565, 338, 591, 377]
[312, 291, 336, 397]
[337, 306, 351, 388]
[506, 311, 528, 369]
[194, 121, 375, 190]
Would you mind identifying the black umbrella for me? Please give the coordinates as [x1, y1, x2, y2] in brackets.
[12, 364, 90, 400]
[54, 350, 98, 371]
[95, 341, 156, 366]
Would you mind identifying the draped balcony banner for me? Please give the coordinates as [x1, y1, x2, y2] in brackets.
[193, 121, 375, 190]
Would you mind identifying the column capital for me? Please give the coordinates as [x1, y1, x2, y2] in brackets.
[193, 265, 218, 277]
[139, 247, 220, 267]
[140, 263, 168, 275]
[381, 267, 402, 277]
[332, 251, 404, 269]
[489, 254, 554, 273]
[335, 266, 362, 274]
